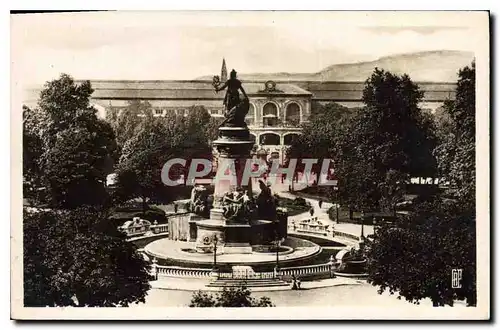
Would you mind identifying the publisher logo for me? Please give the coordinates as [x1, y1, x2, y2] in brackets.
[451, 269, 463, 289]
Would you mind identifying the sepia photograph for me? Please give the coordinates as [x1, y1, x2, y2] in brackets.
[10, 10, 490, 320]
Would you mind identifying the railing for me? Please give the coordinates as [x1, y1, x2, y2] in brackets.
[217, 271, 276, 280]
[332, 231, 359, 241]
[150, 223, 169, 234]
[122, 226, 151, 237]
[150, 262, 335, 280]
[280, 262, 332, 278]
[153, 265, 212, 279]
[289, 217, 330, 236]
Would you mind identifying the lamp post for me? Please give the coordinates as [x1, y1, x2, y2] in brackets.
[212, 234, 219, 270]
[359, 211, 366, 252]
[334, 186, 339, 224]
[273, 223, 281, 277]
[360, 211, 365, 239]
[275, 238, 280, 269]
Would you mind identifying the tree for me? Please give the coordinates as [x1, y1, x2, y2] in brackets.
[22, 74, 151, 308]
[366, 196, 476, 306]
[23, 105, 43, 199]
[366, 64, 477, 307]
[206, 115, 224, 143]
[23, 207, 151, 307]
[114, 106, 214, 207]
[333, 69, 437, 213]
[189, 285, 274, 307]
[378, 169, 408, 216]
[27, 74, 117, 208]
[106, 100, 153, 159]
[434, 62, 475, 209]
[115, 116, 173, 209]
[42, 120, 116, 208]
[359, 68, 437, 177]
[287, 102, 353, 174]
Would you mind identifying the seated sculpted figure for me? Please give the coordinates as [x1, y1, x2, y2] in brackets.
[190, 185, 209, 217]
[256, 180, 277, 220]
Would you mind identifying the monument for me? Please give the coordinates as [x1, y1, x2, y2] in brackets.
[193, 69, 284, 254]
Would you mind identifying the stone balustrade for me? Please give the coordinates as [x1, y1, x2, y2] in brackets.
[149, 261, 336, 280]
[153, 265, 212, 279]
[150, 223, 169, 234]
[331, 231, 359, 241]
[289, 217, 330, 236]
[149, 261, 335, 281]
[217, 271, 276, 280]
[288, 217, 361, 243]
[280, 262, 332, 278]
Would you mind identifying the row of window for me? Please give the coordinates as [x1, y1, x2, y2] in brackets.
[151, 102, 302, 121]
[249, 133, 301, 146]
[154, 108, 187, 116]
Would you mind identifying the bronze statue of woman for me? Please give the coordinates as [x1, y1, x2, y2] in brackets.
[215, 69, 248, 111]
[213, 69, 249, 127]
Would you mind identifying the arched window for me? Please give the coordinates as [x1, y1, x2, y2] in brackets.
[285, 102, 301, 126]
[259, 133, 280, 145]
[246, 103, 255, 126]
[263, 103, 278, 127]
[283, 133, 301, 145]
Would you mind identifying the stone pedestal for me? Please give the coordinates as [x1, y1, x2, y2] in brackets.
[212, 127, 255, 209]
[188, 213, 204, 242]
[195, 125, 256, 254]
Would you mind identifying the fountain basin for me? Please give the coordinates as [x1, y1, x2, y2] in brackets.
[143, 236, 321, 268]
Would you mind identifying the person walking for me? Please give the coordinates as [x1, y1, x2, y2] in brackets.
[309, 207, 314, 217]
[318, 200, 323, 209]
[296, 277, 301, 290]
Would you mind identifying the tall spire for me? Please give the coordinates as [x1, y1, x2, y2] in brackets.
[221, 58, 228, 82]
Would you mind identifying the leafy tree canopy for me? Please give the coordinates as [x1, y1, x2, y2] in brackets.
[23, 206, 151, 307]
[189, 286, 274, 307]
[434, 62, 475, 208]
[24, 74, 117, 208]
[113, 105, 214, 206]
[366, 196, 476, 306]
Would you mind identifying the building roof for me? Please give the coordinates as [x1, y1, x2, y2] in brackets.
[84, 80, 312, 100]
[23, 79, 455, 105]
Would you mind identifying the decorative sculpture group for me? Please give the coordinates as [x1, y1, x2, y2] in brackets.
[221, 188, 254, 222]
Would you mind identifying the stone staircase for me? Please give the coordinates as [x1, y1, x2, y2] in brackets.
[207, 278, 290, 288]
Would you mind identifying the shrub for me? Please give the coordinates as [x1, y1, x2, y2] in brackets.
[293, 197, 307, 206]
[189, 286, 274, 307]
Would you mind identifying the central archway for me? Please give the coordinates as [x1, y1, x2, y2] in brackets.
[262, 102, 279, 127]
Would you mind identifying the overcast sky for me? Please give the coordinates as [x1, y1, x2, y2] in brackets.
[11, 11, 486, 87]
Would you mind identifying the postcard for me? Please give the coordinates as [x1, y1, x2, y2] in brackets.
[11, 10, 490, 320]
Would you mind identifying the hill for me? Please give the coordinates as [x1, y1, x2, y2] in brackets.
[198, 50, 474, 82]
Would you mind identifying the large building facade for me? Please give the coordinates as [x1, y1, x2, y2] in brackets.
[23, 63, 457, 163]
